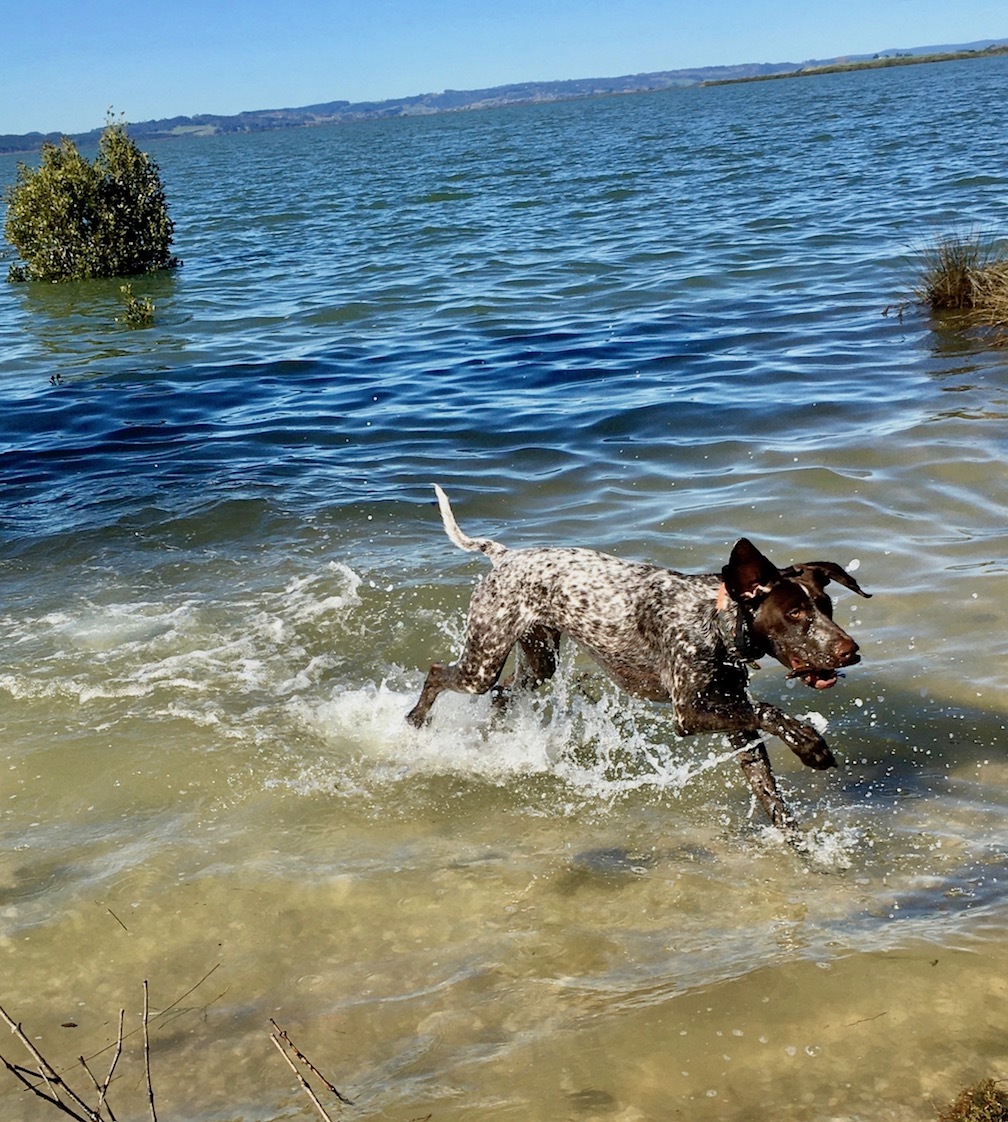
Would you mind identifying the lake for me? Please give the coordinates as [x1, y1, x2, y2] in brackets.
[1, 54, 1008, 1122]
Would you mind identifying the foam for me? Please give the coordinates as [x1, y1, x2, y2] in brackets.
[291, 659, 741, 808]
[0, 562, 364, 721]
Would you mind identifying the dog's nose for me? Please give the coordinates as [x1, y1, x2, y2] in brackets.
[836, 635, 860, 665]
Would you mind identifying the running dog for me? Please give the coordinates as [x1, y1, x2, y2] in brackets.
[407, 485, 870, 837]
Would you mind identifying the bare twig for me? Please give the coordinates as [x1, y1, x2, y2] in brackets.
[270, 1032, 335, 1122]
[0, 969, 220, 1121]
[77, 1060, 119, 1122]
[101, 1008, 124, 1119]
[105, 908, 129, 933]
[1, 1004, 62, 1104]
[845, 1010, 888, 1028]
[79, 962, 224, 1068]
[2, 1061, 89, 1120]
[270, 1020, 353, 1105]
[2, 1060, 62, 1117]
[78, 1007, 123, 1121]
[5, 985, 351, 1122]
[142, 982, 156, 1122]
[155, 962, 222, 1022]
[0, 1002, 97, 1120]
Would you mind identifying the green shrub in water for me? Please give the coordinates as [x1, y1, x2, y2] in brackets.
[3, 118, 179, 282]
[117, 282, 155, 327]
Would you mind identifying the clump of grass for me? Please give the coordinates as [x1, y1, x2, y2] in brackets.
[938, 1079, 1008, 1122]
[915, 232, 1008, 322]
[117, 282, 155, 327]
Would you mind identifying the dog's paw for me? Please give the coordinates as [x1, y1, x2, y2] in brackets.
[782, 721, 837, 770]
[757, 705, 837, 770]
[405, 708, 426, 728]
[789, 734, 836, 770]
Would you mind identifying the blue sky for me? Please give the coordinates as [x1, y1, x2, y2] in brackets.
[4, 0, 1005, 136]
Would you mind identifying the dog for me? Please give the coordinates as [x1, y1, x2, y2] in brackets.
[407, 485, 870, 839]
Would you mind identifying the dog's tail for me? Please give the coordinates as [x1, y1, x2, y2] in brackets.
[432, 484, 508, 565]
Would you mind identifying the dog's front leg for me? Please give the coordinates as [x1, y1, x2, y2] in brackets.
[731, 732, 799, 840]
[753, 702, 836, 771]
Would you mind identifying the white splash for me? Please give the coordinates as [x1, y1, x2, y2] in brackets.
[293, 657, 740, 807]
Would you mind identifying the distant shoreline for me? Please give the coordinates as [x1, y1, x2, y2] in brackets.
[701, 43, 1008, 86]
[2, 41, 1006, 156]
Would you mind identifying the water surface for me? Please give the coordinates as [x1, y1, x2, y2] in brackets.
[2, 56, 1008, 1121]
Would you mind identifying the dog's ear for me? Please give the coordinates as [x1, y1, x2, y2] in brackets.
[783, 561, 872, 598]
[722, 538, 781, 602]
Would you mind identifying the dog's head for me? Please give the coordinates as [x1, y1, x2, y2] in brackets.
[721, 538, 871, 689]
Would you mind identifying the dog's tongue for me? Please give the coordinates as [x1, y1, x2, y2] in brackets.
[790, 666, 839, 689]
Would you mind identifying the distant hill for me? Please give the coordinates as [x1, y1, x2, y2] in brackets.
[701, 40, 1008, 86]
[2, 37, 1006, 155]
[872, 37, 1008, 57]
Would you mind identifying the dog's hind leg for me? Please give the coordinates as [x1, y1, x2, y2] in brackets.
[492, 625, 561, 710]
[406, 640, 514, 727]
[407, 584, 530, 726]
[516, 625, 561, 688]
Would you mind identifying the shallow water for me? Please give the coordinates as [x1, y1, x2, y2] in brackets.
[1, 56, 1008, 1121]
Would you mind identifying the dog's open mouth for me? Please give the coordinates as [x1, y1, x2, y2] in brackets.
[787, 665, 840, 690]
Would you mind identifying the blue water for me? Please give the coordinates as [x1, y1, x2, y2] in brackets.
[2, 60, 1004, 545]
[2, 56, 1008, 1122]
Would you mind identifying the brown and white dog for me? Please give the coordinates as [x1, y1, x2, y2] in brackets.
[408, 486, 870, 837]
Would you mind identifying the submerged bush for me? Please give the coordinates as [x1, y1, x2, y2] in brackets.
[3, 118, 179, 282]
[915, 232, 1008, 319]
[938, 1079, 1008, 1122]
[117, 282, 155, 327]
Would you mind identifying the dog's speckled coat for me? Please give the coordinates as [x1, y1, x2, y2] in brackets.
[407, 486, 871, 838]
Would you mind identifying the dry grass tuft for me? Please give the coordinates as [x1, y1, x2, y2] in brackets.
[914, 233, 1008, 336]
[938, 1079, 1008, 1122]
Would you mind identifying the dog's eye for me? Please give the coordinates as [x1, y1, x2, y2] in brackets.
[787, 608, 806, 621]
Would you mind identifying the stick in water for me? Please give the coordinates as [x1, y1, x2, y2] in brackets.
[143, 981, 157, 1122]
[270, 1032, 334, 1122]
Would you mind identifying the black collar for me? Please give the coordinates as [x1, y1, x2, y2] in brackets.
[714, 584, 765, 666]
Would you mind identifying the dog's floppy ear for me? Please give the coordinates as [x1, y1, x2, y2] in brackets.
[783, 561, 872, 598]
[722, 538, 781, 602]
